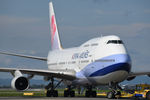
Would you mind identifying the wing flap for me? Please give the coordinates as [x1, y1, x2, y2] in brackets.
[0, 68, 76, 81]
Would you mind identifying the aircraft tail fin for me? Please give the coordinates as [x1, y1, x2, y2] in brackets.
[49, 2, 62, 50]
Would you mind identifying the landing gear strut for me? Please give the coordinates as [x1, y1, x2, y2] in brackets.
[45, 77, 63, 97]
[85, 86, 97, 97]
[107, 82, 121, 99]
[64, 85, 75, 97]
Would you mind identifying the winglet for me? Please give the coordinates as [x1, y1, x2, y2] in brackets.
[49, 2, 62, 50]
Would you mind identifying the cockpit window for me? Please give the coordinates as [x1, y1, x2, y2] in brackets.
[107, 40, 123, 44]
[118, 40, 123, 44]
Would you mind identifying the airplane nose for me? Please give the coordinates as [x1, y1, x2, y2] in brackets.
[118, 54, 131, 63]
[117, 54, 131, 73]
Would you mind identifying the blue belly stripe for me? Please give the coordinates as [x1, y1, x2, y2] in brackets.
[89, 63, 131, 77]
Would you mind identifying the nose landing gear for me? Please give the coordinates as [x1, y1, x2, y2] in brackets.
[107, 90, 121, 99]
[107, 82, 122, 99]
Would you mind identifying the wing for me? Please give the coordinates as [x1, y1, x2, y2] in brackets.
[129, 71, 150, 77]
[0, 67, 76, 81]
[0, 51, 76, 80]
[126, 70, 150, 81]
[0, 51, 47, 61]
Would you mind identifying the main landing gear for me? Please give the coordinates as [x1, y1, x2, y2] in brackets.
[64, 85, 75, 97]
[45, 78, 75, 97]
[45, 77, 63, 97]
[107, 82, 122, 99]
[85, 86, 97, 97]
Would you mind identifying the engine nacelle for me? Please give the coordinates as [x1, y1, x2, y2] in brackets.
[11, 76, 29, 91]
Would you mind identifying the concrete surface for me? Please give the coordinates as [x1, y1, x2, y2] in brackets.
[0, 97, 136, 100]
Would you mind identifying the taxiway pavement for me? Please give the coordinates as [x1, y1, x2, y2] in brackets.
[0, 97, 138, 100]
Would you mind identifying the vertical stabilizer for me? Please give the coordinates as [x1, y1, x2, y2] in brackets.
[49, 2, 62, 50]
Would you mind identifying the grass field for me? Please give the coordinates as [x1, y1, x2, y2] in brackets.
[0, 89, 45, 97]
[0, 89, 109, 97]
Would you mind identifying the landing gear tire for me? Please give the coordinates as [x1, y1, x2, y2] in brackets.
[53, 90, 58, 97]
[64, 90, 75, 97]
[146, 91, 150, 100]
[45, 78, 63, 97]
[115, 91, 121, 98]
[107, 91, 115, 99]
[85, 90, 97, 97]
[85, 91, 90, 97]
[70, 91, 75, 97]
[64, 90, 69, 97]
[92, 91, 97, 97]
[85, 85, 97, 97]
[46, 90, 58, 97]
[116, 91, 121, 95]
[46, 90, 52, 97]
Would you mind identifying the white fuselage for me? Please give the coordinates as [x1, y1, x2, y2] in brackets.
[47, 35, 131, 86]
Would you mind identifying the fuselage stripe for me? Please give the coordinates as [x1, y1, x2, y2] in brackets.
[89, 63, 131, 77]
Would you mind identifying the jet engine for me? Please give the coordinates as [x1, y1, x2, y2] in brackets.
[11, 76, 29, 90]
[11, 70, 29, 91]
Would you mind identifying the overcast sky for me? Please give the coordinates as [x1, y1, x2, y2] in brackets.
[0, 0, 150, 82]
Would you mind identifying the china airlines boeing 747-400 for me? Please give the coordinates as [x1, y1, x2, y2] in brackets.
[0, 2, 150, 99]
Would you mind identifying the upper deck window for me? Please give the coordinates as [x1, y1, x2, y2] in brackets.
[91, 43, 98, 46]
[107, 40, 123, 44]
[84, 44, 89, 47]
